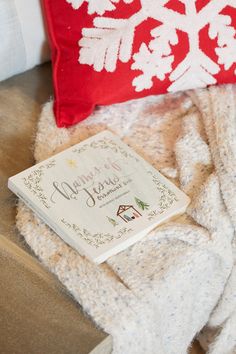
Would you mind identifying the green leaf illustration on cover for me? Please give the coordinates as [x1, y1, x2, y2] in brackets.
[135, 197, 149, 211]
[107, 216, 118, 227]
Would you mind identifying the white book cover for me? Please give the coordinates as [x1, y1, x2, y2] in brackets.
[8, 130, 190, 263]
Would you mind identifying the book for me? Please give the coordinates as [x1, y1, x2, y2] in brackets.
[8, 130, 190, 263]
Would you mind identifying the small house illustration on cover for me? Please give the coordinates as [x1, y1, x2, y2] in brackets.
[117, 205, 142, 223]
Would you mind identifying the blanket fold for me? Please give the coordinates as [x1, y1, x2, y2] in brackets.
[16, 86, 236, 354]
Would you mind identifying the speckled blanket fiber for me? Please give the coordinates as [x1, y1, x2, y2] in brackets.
[17, 86, 236, 354]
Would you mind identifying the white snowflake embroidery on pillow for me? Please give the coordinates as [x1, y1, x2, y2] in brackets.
[66, 0, 133, 15]
[66, 0, 236, 92]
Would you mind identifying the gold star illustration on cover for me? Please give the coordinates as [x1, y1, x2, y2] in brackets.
[66, 159, 77, 168]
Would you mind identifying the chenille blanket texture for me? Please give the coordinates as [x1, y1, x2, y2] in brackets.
[16, 85, 236, 354]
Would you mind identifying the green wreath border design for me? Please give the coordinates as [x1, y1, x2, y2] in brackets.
[22, 159, 56, 209]
[72, 138, 139, 162]
[61, 218, 133, 249]
[146, 170, 179, 221]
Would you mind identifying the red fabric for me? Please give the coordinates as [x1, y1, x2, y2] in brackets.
[43, 0, 236, 127]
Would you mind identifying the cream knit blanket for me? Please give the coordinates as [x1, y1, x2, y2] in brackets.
[17, 85, 236, 354]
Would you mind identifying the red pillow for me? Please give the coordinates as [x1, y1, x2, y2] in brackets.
[43, 0, 236, 127]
